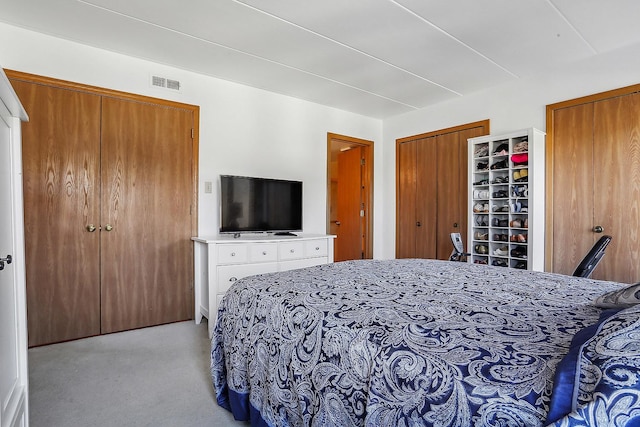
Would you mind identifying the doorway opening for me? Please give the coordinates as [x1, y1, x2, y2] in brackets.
[327, 133, 373, 262]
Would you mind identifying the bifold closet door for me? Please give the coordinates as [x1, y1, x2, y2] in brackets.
[552, 93, 640, 283]
[551, 103, 595, 277]
[415, 137, 438, 258]
[435, 132, 461, 259]
[13, 81, 102, 347]
[396, 140, 418, 258]
[396, 137, 437, 259]
[100, 97, 194, 334]
[592, 93, 640, 283]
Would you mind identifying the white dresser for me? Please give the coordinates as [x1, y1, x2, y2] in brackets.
[192, 234, 335, 337]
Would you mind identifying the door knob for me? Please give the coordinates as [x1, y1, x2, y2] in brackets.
[86, 224, 96, 232]
[0, 254, 12, 271]
[593, 225, 604, 233]
[335, 221, 341, 226]
[105, 224, 113, 232]
[453, 223, 458, 228]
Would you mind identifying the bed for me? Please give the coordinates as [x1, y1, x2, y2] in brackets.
[211, 259, 640, 426]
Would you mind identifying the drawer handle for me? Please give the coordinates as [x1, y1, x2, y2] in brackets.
[229, 276, 237, 282]
[315, 246, 320, 251]
[262, 251, 267, 255]
[290, 249, 295, 253]
[231, 252, 236, 257]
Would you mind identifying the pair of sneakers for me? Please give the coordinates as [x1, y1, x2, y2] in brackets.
[473, 203, 489, 213]
[494, 246, 508, 256]
[513, 168, 528, 182]
[474, 189, 490, 199]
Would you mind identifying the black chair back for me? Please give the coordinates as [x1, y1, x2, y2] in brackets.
[573, 235, 612, 278]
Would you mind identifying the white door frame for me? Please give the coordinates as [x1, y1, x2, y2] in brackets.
[0, 67, 29, 427]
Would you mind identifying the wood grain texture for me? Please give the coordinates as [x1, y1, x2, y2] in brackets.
[435, 132, 460, 259]
[593, 93, 640, 282]
[12, 80, 102, 347]
[100, 97, 194, 333]
[551, 103, 595, 276]
[396, 123, 489, 260]
[396, 141, 418, 258]
[415, 137, 438, 259]
[335, 147, 363, 261]
[326, 133, 373, 259]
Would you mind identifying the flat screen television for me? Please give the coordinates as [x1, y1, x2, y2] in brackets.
[219, 175, 303, 234]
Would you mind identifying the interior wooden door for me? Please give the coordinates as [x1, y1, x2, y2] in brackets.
[551, 102, 595, 277]
[100, 97, 194, 333]
[12, 80, 102, 346]
[396, 140, 418, 258]
[335, 147, 363, 261]
[592, 93, 640, 283]
[397, 121, 489, 260]
[415, 137, 438, 258]
[435, 132, 460, 259]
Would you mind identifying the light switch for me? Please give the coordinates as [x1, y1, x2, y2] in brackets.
[204, 181, 213, 193]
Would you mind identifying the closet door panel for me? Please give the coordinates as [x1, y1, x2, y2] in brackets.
[415, 137, 437, 259]
[593, 93, 640, 283]
[12, 81, 101, 346]
[396, 141, 417, 258]
[100, 98, 194, 333]
[435, 132, 460, 259]
[551, 103, 595, 276]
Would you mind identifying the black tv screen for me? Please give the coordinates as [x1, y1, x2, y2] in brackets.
[219, 175, 303, 234]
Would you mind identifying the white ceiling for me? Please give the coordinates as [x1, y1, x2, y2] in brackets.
[2, 0, 640, 118]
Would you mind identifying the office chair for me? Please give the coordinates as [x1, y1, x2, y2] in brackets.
[449, 232, 470, 262]
[572, 235, 612, 278]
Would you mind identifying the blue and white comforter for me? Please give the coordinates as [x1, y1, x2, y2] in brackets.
[211, 259, 638, 426]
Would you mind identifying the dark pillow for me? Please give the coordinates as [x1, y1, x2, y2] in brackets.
[593, 282, 640, 308]
[546, 304, 640, 425]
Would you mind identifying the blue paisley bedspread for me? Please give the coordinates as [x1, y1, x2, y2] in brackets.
[211, 259, 639, 427]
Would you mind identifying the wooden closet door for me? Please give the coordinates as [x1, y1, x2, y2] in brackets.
[435, 132, 460, 259]
[415, 137, 437, 258]
[551, 103, 595, 276]
[100, 97, 194, 334]
[396, 141, 417, 258]
[593, 93, 640, 283]
[12, 80, 102, 346]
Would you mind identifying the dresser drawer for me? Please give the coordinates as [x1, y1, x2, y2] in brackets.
[217, 244, 248, 264]
[217, 262, 279, 293]
[279, 241, 305, 260]
[304, 239, 328, 257]
[279, 257, 327, 272]
[249, 243, 278, 263]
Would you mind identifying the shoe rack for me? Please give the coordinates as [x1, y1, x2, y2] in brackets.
[467, 128, 545, 270]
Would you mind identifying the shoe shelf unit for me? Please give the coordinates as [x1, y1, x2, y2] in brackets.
[467, 128, 545, 271]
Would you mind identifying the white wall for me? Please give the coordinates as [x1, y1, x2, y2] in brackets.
[5, 22, 640, 261]
[382, 43, 640, 259]
[0, 23, 384, 253]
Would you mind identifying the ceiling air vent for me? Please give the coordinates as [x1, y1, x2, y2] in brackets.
[150, 75, 181, 92]
[151, 75, 166, 88]
[166, 79, 180, 91]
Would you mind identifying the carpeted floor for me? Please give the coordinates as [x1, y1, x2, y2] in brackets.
[28, 320, 249, 427]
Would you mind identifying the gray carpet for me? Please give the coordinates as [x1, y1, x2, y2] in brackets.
[28, 321, 250, 427]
